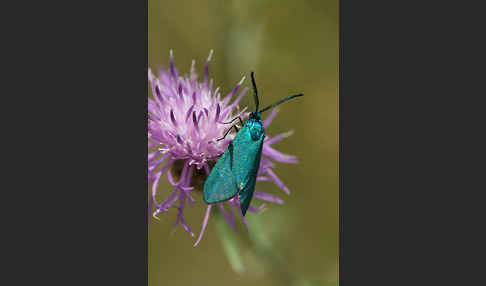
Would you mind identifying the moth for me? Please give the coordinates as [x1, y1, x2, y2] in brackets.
[204, 72, 303, 215]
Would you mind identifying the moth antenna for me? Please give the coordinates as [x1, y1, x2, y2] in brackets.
[259, 93, 304, 114]
[250, 72, 259, 112]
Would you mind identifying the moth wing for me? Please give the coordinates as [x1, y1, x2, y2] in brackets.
[238, 171, 258, 216]
[232, 127, 265, 215]
[203, 143, 238, 204]
[232, 126, 265, 191]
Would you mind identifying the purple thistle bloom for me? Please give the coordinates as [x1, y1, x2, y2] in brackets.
[148, 50, 298, 246]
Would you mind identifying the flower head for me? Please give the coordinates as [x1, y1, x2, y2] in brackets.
[148, 51, 298, 246]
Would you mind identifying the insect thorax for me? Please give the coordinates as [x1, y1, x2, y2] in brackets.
[247, 112, 265, 141]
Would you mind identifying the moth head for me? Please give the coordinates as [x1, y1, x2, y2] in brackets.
[249, 111, 261, 120]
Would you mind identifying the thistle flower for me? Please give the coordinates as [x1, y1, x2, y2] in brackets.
[148, 51, 298, 246]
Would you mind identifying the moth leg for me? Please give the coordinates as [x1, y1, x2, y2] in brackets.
[220, 116, 243, 127]
[216, 125, 239, 142]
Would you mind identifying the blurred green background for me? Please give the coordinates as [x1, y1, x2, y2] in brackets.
[148, 0, 338, 285]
